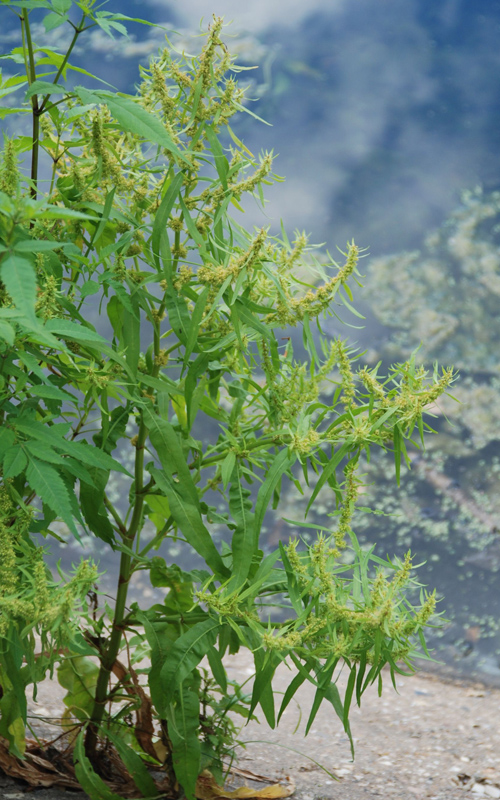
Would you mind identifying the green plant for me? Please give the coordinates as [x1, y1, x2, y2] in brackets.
[0, 3, 455, 798]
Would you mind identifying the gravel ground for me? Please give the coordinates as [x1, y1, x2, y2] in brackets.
[1, 654, 499, 800]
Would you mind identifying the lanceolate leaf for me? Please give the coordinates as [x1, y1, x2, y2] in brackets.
[160, 619, 221, 706]
[165, 682, 201, 800]
[13, 420, 131, 475]
[228, 461, 256, 590]
[144, 407, 229, 577]
[254, 449, 295, 536]
[149, 466, 228, 578]
[104, 730, 158, 798]
[73, 733, 126, 800]
[152, 171, 185, 271]
[0, 319, 15, 345]
[80, 469, 116, 546]
[136, 612, 174, 713]
[305, 442, 349, 515]
[0, 254, 37, 320]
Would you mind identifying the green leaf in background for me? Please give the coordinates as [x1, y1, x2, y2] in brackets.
[0, 254, 37, 320]
[107, 294, 124, 342]
[2, 447, 27, 479]
[42, 12, 69, 32]
[58, 657, 98, 724]
[28, 384, 77, 403]
[0, 319, 15, 345]
[26, 458, 79, 536]
[44, 319, 108, 346]
[24, 80, 67, 99]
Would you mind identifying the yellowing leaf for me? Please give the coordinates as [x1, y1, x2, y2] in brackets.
[195, 771, 295, 800]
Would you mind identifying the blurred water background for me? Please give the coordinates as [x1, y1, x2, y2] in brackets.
[3, 0, 500, 682]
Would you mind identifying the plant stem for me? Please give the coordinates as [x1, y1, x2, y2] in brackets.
[21, 11, 39, 201]
[38, 14, 86, 115]
[84, 413, 148, 761]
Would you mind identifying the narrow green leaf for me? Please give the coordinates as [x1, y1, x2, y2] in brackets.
[28, 384, 77, 403]
[220, 450, 236, 490]
[343, 665, 357, 728]
[206, 645, 227, 693]
[160, 619, 220, 706]
[44, 318, 108, 346]
[228, 461, 255, 590]
[233, 299, 272, 340]
[144, 407, 229, 576]
[80, 470, 116, 547]
[0, 319, 15, 345]
[393, 425, 402, 486]
[249, 650, 277, 728]
[149, 467, 228, 578]
[278, 670, 308, 724]
[205, 125, 229, 189]
[13, 239, 70, 253]
[73, 733, 126, 800]
[107, 294, 124, 342]
[254, 449, 295, 536]
[304, 661, 337, 736]
[165, 682, 200, 800]
[325, 682, 354, 756]
[90, 187, 116, 248]
[164, 291, 190, 344]
[122, 303, 140, 376]
[136, 613, 173, 713]
[14, 420, 131, 475]
[151, 171, 185, 271]
[182, 286, 209, 375]
[305, 443, 349, 516]
[105, 730, 159, 798]
[0, 254, 37, 320]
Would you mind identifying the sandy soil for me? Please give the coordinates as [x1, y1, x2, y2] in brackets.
[1, 655, 499, 800]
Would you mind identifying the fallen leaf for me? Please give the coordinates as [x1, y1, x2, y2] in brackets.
[229, 766, 277, 784]
[196, 770, 295, 799]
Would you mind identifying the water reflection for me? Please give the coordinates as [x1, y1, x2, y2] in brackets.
[4, 0, 500, 683]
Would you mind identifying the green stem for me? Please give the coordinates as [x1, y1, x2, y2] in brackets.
[85, 414, 148, 761]
[38, 14, 86, 115]
[21, 11, 39, 201]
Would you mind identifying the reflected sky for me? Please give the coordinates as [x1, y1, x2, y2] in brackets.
[3, 0, 500, 681]
[3, 0, 500, 255]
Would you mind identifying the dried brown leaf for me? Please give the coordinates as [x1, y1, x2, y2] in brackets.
[196, 770, 295, 799]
